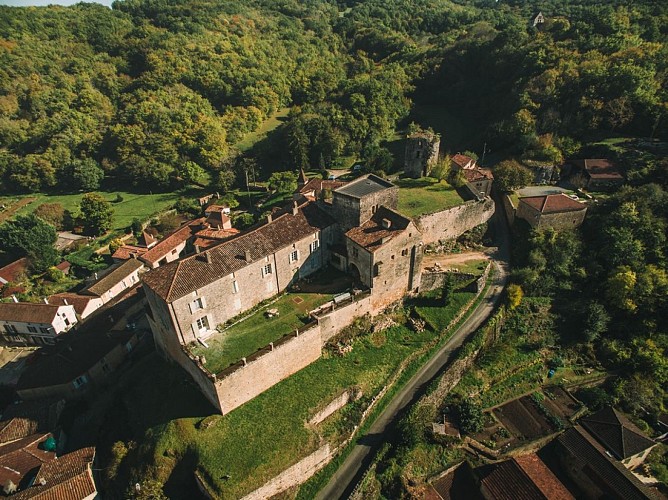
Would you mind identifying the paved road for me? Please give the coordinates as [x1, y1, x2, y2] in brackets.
[316, 204, 510, 500]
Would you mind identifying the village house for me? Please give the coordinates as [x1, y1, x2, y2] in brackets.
[16, 330, 140, 401]
[47, 293, 103, 321]
[462, 167, 494, 199]
[0, 257, 29, 298]
[565, 158, 625, 190]
[0, 302, 77, 346]
[450, 153, 477, 171]
[0, 399, 65, 444]
[138, 219, 204, 269]
[516, 193, 587, 229]
[80, 258, 144, 305]
[294, 175, 346, 204]
[111, 230, 157, 263]
[192, 206, 240, 251]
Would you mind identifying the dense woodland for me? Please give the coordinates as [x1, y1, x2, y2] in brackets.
[1, 0, 668, 496]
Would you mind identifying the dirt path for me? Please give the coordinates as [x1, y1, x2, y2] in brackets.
[421, 251, 489, 270]
[0, 197, 36, 223]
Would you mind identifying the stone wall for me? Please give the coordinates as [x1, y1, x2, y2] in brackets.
[420, 263, 491, 294]
[516, 201, 587, 230]
[315, 292, 374, 342]
[308, 391, 352, 425]
[502, 194, 516, 225]
[214, 325, 322, 414]
[240, 445, 333, 500]
[416, 198, 495, 245]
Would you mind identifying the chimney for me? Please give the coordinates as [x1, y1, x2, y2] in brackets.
[11, 295, 18, 303]
[43, 298, 49, 305]
[205, 252, 212, 264]
[292, 201, 299, 216]
[381, 218, 392, 229]
[63, 298, 69, 306]
[245, 250, 252, 263]
[267, 213, 273, 224]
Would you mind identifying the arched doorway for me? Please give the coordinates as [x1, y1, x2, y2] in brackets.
[349, 263, 361, 285]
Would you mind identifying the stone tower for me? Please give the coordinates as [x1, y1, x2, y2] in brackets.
[404, 131, 440, 179]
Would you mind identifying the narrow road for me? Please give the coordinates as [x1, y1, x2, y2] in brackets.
[316, 203, 510, 500]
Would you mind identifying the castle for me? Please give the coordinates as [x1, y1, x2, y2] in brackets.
[142, 174, 493, 413]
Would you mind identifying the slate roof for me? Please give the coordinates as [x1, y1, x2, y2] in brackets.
[11, 446, 96, 500]
[139, 219, 204, 266]
[334, 174, 394, 199]
[82, 259, 143, 297]
[47, 294, 98, 318]
[571, 159, 624, 181]
[0, 303, 66, 325]
[519, 194, 586, 214]
[17, 331, 136, 391]
[0, 399, 64, 444]
[345, 206, 413, 252]
[557, 426, 661, 500]
[581, 406, 656, 460]
[142, 201, 335, 302]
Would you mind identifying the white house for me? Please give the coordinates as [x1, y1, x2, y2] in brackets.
[81, 259, 144, 305]
[0, 302, 77, 345]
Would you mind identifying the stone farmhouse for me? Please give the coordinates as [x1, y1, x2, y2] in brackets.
[564, 158, 625, 190]
[143, 174, 494, 413]
[516, 193, 587, 230]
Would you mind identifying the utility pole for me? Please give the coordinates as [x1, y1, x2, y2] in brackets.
[481, 142, 487, 167]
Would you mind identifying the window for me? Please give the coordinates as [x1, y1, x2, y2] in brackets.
[100, 357, 110, 374]
[401, 249, 408, 257]
[64, 318, 70, 326]
[122, 280, 127, 289]
[39, 327, 51, 334]
[172, 249, 178, 254]
[262, 264, 272, 277]
[196, 316, 210, 332]
[352, 247, 359, 258]
[4, 325, 17, 334]
[310, 240, 319, 253]
[371, 205, 377, 214]
[192, 297, 204, 312]
[131, 275, 137, 284]
[232, 281, 239, 294]
[289, 250, 299, 263]
[27, 326, 37, 333]
[73, 375, 88, 389]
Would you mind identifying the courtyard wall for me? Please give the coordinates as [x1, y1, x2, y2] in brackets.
[416, 198, 495, 245]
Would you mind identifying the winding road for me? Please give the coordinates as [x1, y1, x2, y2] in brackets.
[316, 201, 510, 500]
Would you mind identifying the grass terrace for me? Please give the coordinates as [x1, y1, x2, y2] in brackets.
[190, 268, 352, 374]
[396, 177, 464, 218]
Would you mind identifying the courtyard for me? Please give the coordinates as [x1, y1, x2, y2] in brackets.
[396, 177, 464, 218]
[189, 267, 352, 374]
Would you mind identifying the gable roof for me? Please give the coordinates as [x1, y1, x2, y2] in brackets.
[462, 167, 493, 182]
[478, 453, 574, 500]
[112, 245, 148, 261]
[142, 201, 335, 302]
[298, 178, 347, 199]
[139, 219, 204, 266]
[334, 174, 394, 199]
[0, 257, 30, 285]
[0, 399, 64, 444]
[82, 259, 143, 297]
[570, 159, 624, 181]
[0, 433, 55, 488]
[557, 426, 661, 500]
[345, 206, 414, 252]
[581, 407, 656, 460]
[451, 154, 476, 169]
[47, 294, 98, 317]
[0, 303, 68, 325]
[519, 194, 586, 214]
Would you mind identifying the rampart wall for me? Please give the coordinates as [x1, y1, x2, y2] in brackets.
[416, 197, 495, 245]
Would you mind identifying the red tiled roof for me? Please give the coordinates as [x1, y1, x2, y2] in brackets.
[451, 154, 475, 169]
[0, 302, 67, 324]
[462, 167, 493, 182]
[519, 194, 586, 214]
[571, 159, 624, 180]
[345, 206, 413, 252]
[206, 211, 232, 228]
[298, 178, 347, 198]
[514, 454, 574, 500]
[54, 262, 70, 274]
[139, 219, 204, 265]
[46, 294, 97, 317]
[12, 447, 96, 500]
[0, 399, 64, 444]
[142, 201, 334, 302]
[0, 433, 55, 487]
[0, 257, 30, 285]
[204, 204, 229, 214]
[112, 245, 148, 261]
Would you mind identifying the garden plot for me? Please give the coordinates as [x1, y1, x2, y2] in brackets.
[493, 396, 555, 441]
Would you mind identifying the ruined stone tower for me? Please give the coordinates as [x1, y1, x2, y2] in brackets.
[404, 130, 440, 179]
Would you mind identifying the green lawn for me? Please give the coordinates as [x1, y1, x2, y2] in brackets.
[15, 190, 184, 231]
[190, 292, 332, 374]
[447, 259, 489, 275]
[413, 291, 476, 331]
[235, 107, 290, 152]
[396, 177, 464, 218]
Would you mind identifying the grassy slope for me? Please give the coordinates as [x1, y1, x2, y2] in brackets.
[235, 107, 290, 152]
[396, 177, 464, 218]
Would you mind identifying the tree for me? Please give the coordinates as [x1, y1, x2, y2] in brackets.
[493, 160, 534, 192]
[234, 213, 255, 230]
[268, 171, 298, 193]
[71, 158, 104, 191]
[442, 273, 456, 305]
[582, 301, 610, 342]
[79, 193, 113, 236]
[108, 238, 124, 254]
[606, 266, 637, 312]
[507, 283, 523, 309]
[430, 155, 451, 181]
[457, 399, 484, 434]
[34, 203, 66, 230]
[0, 214, 58, 272]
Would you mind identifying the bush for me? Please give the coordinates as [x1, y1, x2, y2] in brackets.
[114, 194, 124, 203]
[457, 399, 484, 434]
[233, 213, 255, 230]
[45, 266, 65, 283]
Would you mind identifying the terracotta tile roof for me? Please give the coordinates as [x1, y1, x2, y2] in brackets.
[571, 159, 624, 180]
[11, 447, 96, 500]
[142, 201, 334, 302]
[581, 407, 656, 460]
[112, 245, 148, 261]
[298, 178, 347, 198]
[17, 331, 137, 391]
[0, 399, 64, 444]
[193, 228, 240, 249]
[519, 194, 586, 214]
[205, 211, 232, 228]
[47, 294, 97, 317]
[462, 167, 493, 182]
[139, 219, 204, 265]
[0, 303, 66, 325]
[345, 206, 412, 252]
[514, 454, 574, 499]
[0, 257, 30, 285]
[557, 426, 661, 500]
[54, 262, 70, 274]
[0, 433, 55, 488]
[139, 230, 157, 248]
[451, 154, 475, 169]
[204, 204, 229, 214]
[82, 259, 143, 297]
[334, 174, 394, 199]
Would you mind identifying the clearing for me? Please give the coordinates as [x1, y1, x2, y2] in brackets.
[396, 177, 464, 218]
[422, 251, 490, 275]
[235, 107, 290, 152]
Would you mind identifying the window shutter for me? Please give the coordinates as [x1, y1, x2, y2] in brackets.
[201, 297, 207, 308]
[188, 302, 193, 314]
[191, 322, 198, 335]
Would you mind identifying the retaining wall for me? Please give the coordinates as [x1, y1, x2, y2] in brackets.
[308, 391, 352, 425]
[502, 194, 516, 225]
[416, 198, 495, 245]
[316, 293, 374, 342]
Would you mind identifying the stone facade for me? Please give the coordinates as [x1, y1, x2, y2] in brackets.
[516, 195, 587, 230]
[331, 175, 398, 232]
[404, 132, 440, 178]
[416, 198, 495, 245]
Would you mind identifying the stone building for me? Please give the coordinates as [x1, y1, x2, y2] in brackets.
[0, 302, 77, 346]
[330, 174, 398, 232]
[516, 194, 587, 229]
[565, 159, 624, 190]
[404, 131, 440, 178]
[462, 167, 494, 199]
